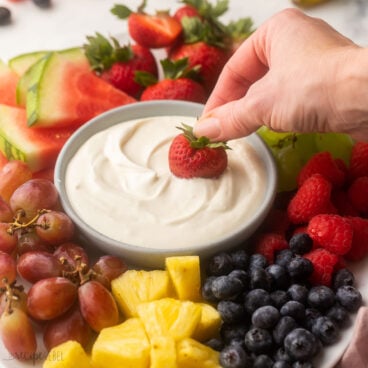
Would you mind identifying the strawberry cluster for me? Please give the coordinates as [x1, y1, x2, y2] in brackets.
[84, 0, 254, 102]
[254, 141, 368, 287]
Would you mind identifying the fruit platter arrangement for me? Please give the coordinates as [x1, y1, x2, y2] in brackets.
[0, 1, 367, 367]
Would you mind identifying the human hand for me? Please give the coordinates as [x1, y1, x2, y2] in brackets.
[193, 8, 368, 142]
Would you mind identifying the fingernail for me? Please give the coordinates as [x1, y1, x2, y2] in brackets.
[194, 117, 221, 138]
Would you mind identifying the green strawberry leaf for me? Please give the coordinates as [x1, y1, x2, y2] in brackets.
[160, 58, 201, 81]
[110, 4, 132, 19]
[227, 17, 255, 40]
[134, 71, 158, 87]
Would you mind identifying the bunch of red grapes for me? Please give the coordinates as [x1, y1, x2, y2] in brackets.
[0, 160, 128, 361]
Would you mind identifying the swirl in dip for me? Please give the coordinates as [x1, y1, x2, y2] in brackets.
[65, 115, 267, 249]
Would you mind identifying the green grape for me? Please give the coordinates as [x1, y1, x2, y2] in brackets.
[293, 133, 318, 165]
[257, 126, 295, 147]
[314, 133, 354, 164]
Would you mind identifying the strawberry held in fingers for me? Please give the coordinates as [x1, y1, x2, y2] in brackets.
[168, 124, 230, 179]
[84, 33, 158, 98]
[111, 2, 182, 49]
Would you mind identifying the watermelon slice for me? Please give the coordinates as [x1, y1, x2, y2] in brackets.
[0, 104, 76, 172]
[26, 51, 136, 128]
[0, 61, 19, 107]
[8, 50, 49, 76]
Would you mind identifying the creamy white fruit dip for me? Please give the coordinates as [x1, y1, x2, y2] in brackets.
[65, 115, 267, 249]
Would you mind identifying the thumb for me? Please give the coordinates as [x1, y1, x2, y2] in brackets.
[194, 83, 272, 141]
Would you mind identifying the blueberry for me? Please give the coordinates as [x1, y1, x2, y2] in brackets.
[307, 286, 335, 311]
[204, 338, 224, 351]
[284, 328, 318, 361]
[211, 275, 243, 300]
[332, 268, 355, 290]
[280, 301, 306, 322]
[218, 300, 246, 324]
[250, 267, 272, 291]
[0, 7, 11, 25]
[275, 249, 294, 268]
[251, 305, 280, 329]
[219, 344, 251, 368]
[229, 269, 249, 288]
[288, 233, 313, 255]
[221, 323, 248, 344]
[32, 0, 52, 8]
[244, 289, 272, 314]
[286, 256, 313, 282]
[270, 290, 290, 309]
[266, 264, 290, 290]
[273, 316, 298, 346]
[336, 285, 362, 312]
[287, 284, 309, 304]
[207, 252, 234, 276]
[273, 347, 293, 363]
[249, 253, 268, 270]
[244, 327, 274, 354]
[311, 316, 339, 345]
[326, 303, 350, 327]
[273, 361, 292, 368]
[292, 362, 314, 368]
[231, 249, 249, 269]
[253, 354, 274, 368]
[201, 276, 218, 302]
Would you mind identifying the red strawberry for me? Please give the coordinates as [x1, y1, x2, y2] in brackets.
[304, 248, 343, 286]
[347, 176, 368, 215]
[84, 33, 158, 98]
[169, 41, 228, 93]
[344, 217, 368, 261]
[297, 151, 346, 188]
[111, 4, 182, 49]
[348, 141, 368, 181]
[168, 124, 229, 179]
[287, 174, 336, 225]
[307, 214, 353, 255]
[139, 58, 206, 103]
[173, 4, 201, 22]
[253, 233, 289, 264]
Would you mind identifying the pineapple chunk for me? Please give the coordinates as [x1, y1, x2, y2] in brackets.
[43, 340, 92, 368]
[137, 297, 202, 341]
[192, 303, 222, 342]
[165, 256, 201, 301]
[176, 338, 221, 368]
[91, 318, 150, 368]
[111, 269, 170, 317]
[150, 336, 177, 368]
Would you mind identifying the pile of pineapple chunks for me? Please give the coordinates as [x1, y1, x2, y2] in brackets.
[43, 256, 222, 368]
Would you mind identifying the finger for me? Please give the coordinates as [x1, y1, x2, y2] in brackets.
[203, 32, 269, 114]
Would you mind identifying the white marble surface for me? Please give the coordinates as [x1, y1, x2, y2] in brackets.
[0, 0, 367, 62]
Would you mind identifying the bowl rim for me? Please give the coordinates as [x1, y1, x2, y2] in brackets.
[54, 100, 277, 257]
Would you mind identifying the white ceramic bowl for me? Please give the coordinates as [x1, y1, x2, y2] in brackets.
[54, 100, 277, 268]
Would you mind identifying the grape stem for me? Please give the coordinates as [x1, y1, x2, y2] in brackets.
[7, 209, 50, 235]
[61, 256, 92, 286]
[0, 279, 23, 315]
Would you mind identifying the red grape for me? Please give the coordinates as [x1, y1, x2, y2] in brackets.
[78, 280, 119, 332]
[17, 229, 54, 255]
[54, 242, 89, 272]
[9, 178, 59, 220]
[92, 255, 128, 288]
[0, 161, 32, 203]
[27, 277, 77, 320]
[43, 304, 93, 352]
[0, 198, 13, 222]
[35, 211, 75, 245]
[0, 307, 37, 361]
[0, 252, 16, 287]
[0, 222, 17, 254]
[17, 251, 62, 283]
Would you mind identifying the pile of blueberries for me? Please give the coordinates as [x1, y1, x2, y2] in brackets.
[202, 233, 363, 368]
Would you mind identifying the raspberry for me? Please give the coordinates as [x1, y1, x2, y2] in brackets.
[347, 176, 368, 215]
[260, 208, 290, 235]
[307, 214, 353, 255]
[344, 216, 368, 261]
[253, 233, 289, 264]
[297, 151, 346, 188]
[348, 141, 368, 180]
[331, 189, 359, 217]
[287, 174, 336, 225]
[304, 248, 342, 286]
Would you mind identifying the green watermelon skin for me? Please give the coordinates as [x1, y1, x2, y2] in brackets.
[0, 61, 19, 107]
[26, 52, 136, 128]
[0, 104, 75, 172]
[8, 50, 49, 77]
